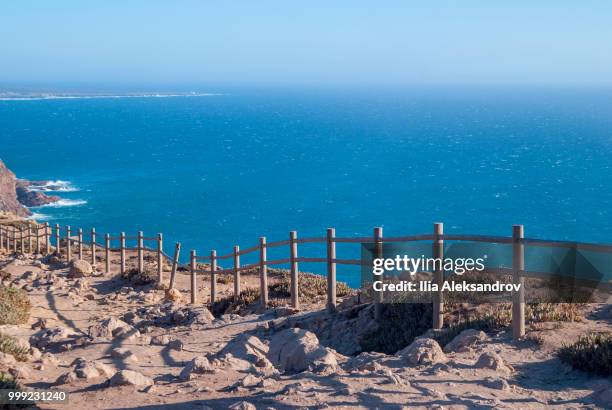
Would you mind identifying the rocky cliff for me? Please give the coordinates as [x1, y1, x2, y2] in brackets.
[15, 181, 60, 207]
[0, 160, 31, 216]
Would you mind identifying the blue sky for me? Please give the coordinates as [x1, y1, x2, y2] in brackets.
[1, 1, 611, 86]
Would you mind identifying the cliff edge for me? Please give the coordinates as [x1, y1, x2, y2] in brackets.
[0, 159, 31, 216]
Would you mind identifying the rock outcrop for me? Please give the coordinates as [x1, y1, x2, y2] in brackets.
[268, 328, 338, 373]
[0, 160, 30, 216]
[16, 182, 60, 207]
[0, 160, 60, 215]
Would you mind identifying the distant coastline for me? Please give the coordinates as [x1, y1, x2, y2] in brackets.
[0, 91, 222, 101]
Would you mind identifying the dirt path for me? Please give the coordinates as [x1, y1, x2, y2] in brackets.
[0, 250, 610, 409]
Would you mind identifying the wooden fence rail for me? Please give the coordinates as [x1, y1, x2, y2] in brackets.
[2, 221, 611, 340]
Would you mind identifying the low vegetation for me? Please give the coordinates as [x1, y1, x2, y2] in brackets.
[268, 269, 351, 302]
[0, 333, 29, 362]
[359, 300, 584, 354]
[0, 286, 31, 325]
[211, 288, 262, 316]
[359, 303, 434, 354]
[123, 267, 156, 286]
[558, 333, 612, 376]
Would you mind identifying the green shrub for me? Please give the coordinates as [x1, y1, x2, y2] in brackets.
[0, 286, 31, 325]
[211, 287, 261, 316]
[268, 270, 350, 302]
[0, 334, 28, 362]
[558, 333, 612, 376]
[0, 372, 20, 390]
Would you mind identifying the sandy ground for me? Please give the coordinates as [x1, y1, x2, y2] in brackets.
[0, 244, 610, 410]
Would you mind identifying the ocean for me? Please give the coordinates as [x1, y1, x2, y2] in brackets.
[1, 87, 611, 285]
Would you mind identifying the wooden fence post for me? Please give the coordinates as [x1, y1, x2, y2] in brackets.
[169, 242, 181, 290]
[20, 226, 25, 254]
[91, 228, 96, 265]
[120, 232, 126, 275]
[66, 226, 71, 261]
[433, 222, 444, 329]
[28, 225, 33, 254]
[78, 228, 83, 260]
[35, 224, 40, 254]
[211, 250, 218, 304]
[512, 224, 525, 339]
[374, 227, 383, 321]
[259, 237, 268, 306]
[45, 222, 50, 254]
[290, 231, 299, 309]
[327, 228, 337, 313]
[233, 246, 240, 301]
[157, 233, 163, 284]
[137, 231, 144, 274]
[105, 234, 111, 273]
[35, 225, 40, 254]
[190, 250, 197, 304]
[54, 224, 60, 255]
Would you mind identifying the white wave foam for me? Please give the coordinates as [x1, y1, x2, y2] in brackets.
[27, 212, 52, 221]
[0, 93, 222, 101]
[39, 199, 87, 208]
[27, 180, 79, 192]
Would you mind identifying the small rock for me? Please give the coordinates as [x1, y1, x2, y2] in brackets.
[31, 318, 47, 330]
[179, 357, 216, 381]
[483, 377, 511, 390]
[168, 339, 183, 351]
[165, 288, 182, 302]
[68, 259, 93, 278]
[109, 370, 154, 388]
[41, 352, 59, 366]
[228, 401, 256, 410]
[240, 374, 262, 388]
[55, 371, 77, 385]
[474, 352, 512, 374]
[111, 348, 139, 363]
[444, 329, 487, 352]
[150, 334, 172, 346]
[397, 338, 447, 366]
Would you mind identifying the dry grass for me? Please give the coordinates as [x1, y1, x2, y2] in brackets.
[0, 286, 31, 325]
[558, 332, 612, 376]
[0, 333, 29, 362]
[268, 269, 351, 302]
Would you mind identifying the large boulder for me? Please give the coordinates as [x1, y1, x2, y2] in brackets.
[444, 329, 487, 352]
[179, 356, 216, 381]
[88, 317, 140, 340]
[68, 259, 93, 278]
[396, 338, 447, 366]
[109, 370, 154, 387]
[217, 334, 269, 364]
[268, 328, 337, 373]
[474, 352, 512, 374]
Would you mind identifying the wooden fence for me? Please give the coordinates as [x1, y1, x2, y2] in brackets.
[2, 221, 611, 340]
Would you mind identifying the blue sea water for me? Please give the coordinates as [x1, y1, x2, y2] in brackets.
[1, 87, 611, 284]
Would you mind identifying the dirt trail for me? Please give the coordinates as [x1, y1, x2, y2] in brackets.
[0, 249, 610, 410]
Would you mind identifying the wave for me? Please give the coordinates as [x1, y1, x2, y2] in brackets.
[27, 180, 79, 192]
[0, 93, 222, 101]
[27, 212, 52, 221]
[38, 199, 87, 208]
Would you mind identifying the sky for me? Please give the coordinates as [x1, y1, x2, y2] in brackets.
[1, 1, 611, 87]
